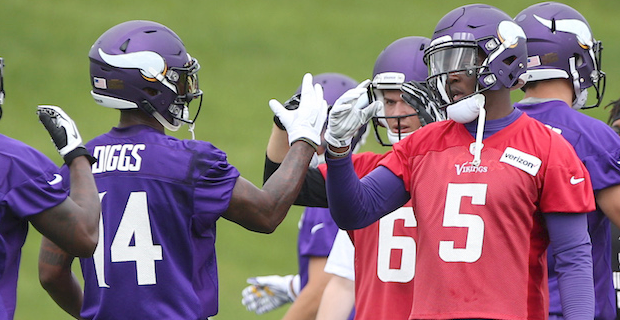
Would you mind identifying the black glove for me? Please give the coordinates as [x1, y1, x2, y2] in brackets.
[273, 93, 301, 130]
[37, 105, 96, 166]
[400, 81, 445, 126]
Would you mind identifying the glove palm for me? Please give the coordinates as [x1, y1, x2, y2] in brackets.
[324, 80, 383, 148]
[37, 105, 95, 165]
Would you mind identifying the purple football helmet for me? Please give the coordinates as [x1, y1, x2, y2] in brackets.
[370, 36, 444, 146]
[515, 2, 605, 109]
[89, 20, 203, 131]
[424, 4, 527, 108]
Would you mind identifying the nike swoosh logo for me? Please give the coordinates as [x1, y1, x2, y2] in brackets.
[310, 223, 325, 235]
[47, 174, 63, 186]
[570, 176, 585, 185]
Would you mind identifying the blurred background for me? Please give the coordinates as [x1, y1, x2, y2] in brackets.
[1, 0, 617, 318]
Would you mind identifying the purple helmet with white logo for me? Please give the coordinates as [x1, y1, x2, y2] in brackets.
[372, 36, 429, 90]
[424, 4, 527, 108]
[515, 2, 605, 109]
[371, 36, 444, 146]
[89, 20, 202, 131]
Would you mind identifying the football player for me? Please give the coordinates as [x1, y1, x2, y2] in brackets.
[36, 20, 327, 319]
[253, 36, 443, 320]
[242, 73, 362, 320]
[514, 3, 620, 319]
[606, 98, 620, 318]
[322, 4, 595, 319]
[0, 58, 100, 320]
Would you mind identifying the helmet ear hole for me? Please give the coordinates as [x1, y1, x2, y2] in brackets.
[119, 39, 129, 52]
[503, 56, 516, 66]
[142, 87, 160, 97]
[574, 53, 585, 68]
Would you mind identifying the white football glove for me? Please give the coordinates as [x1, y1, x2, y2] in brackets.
[324, 80, 383, 148]
[241, 274, 300, 315]
[269, 73, 328, 150]
[37, 105, 96, 165]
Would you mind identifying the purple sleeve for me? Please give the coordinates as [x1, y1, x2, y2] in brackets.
[544, 212, 594, 319]
[325, 154, 409, 229]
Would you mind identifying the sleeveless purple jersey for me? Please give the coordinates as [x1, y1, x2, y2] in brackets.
[62, 125, 239, 319]
[0, 134, 68, 319]
[516, 99, 620, 319]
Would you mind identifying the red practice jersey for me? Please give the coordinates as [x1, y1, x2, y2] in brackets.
[379, 114, 595, 320]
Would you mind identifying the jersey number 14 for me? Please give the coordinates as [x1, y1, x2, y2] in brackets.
[93, 191, 163, 287]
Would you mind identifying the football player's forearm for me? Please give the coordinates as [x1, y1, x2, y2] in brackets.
[68, 157, 101, 242]
[262, 141, 315, 215]
[545, 212, 594, 319]
[264, 153, 328, 208]
[38, 237, 84, 319]
[228, 141, 316, 233]
[266, 124, 290, 163]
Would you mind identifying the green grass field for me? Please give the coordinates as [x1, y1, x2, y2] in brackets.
[1, 0, 619, 319]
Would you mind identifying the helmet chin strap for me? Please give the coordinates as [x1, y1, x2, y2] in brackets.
[569, 57, 586, 110]
[471, 106, 486, 167]
[188, 122, 196, 140]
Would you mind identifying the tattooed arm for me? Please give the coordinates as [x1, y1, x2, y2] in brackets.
[38, 237, 84, 320]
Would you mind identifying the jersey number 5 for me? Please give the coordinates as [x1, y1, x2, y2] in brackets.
[439, 183, 486, 263]
[94, 191, 163, 287]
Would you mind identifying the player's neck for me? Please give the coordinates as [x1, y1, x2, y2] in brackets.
[523, 79, 573, 106]
[483, 88, 514, 120]
[118, 109, 165, 132]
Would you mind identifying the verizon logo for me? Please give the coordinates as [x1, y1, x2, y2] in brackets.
[455, 162, 488, 175]
[500, 147, 541, 176]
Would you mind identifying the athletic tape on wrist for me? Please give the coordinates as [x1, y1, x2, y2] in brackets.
[326, 146, 351, 158]
[292, 137, 318, 151]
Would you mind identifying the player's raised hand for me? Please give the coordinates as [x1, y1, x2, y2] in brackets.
[401, 80, 446, 126]
[269, 73, 328, 150]
[324, 80, 383, 148]
[241, 274, 300, 314]
[37, 105, 96, 165]
[273, 93, 301, 130]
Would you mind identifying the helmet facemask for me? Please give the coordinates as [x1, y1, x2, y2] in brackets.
[425, 40, 489, 109]
[571, 39, 605, 109]
[425, 19, 527, 110]
[162, 56, 204, 130]
[369, 81, 420, 146]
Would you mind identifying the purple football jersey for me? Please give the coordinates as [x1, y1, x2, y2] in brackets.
[0, 134, 68, 320]
[516, 99, 620, 319]
[297, 207, 339, 288]
[63, 125, 239, 319]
